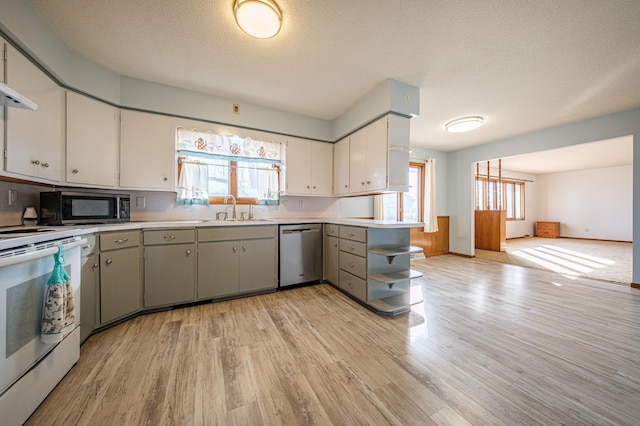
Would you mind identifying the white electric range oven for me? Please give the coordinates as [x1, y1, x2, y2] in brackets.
[0, 227, 85, 426]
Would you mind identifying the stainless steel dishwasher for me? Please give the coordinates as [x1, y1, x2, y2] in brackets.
[279, 224, 323, 287]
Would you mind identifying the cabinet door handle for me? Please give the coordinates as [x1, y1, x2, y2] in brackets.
[92, 263, 98, 269]
[163, 177, 168, 181]
[185, 249, 191, 255]
[361, 181, 365, 185]
[366, 181, 371, 185]
[242, 245, 247, 252]
[72, 169, 79, 174]
[333, 243, 338, 248]
[31, 159, 40, 165]
[344, 184, 348, 188]
[313, 186, 316, 189]
[164, 235, 176, 241]
[41, 162, 49, 168]
[106, 259, 113, 265]
[232, 246, 238, 252]
[115, 238, 129, 244]
[306, 185, 310, 189]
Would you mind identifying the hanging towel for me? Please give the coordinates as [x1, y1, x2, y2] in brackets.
[41, 245, 76, 344]
[176, 162, 210, 204]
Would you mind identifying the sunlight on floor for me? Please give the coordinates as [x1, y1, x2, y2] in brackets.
[512, 244, 616, 280]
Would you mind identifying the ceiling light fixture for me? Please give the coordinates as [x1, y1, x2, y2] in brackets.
[234, 0, 282, 39]
[445, 116, 484, 133]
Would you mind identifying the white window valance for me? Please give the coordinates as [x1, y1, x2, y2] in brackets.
[177, 128, 282, 163]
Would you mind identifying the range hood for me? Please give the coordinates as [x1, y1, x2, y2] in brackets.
[0, 81, 37, 110]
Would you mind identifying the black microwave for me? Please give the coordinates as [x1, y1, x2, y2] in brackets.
[40, 191, 131, 225]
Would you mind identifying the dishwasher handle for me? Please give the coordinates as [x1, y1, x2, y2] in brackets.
[282, 228, 320, 234]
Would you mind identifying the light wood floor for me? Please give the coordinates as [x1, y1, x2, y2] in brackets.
[27, 255, 640, 425]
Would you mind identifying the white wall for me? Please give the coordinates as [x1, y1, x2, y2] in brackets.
[537, 165, 632, 241]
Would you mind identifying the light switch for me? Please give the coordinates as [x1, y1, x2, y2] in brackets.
[8, 190, 17, 206]
[136, 196, 146, 208]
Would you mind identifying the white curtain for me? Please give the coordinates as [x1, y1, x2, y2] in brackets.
[423, 158, 438, 232]
[176, 162, 210, 204]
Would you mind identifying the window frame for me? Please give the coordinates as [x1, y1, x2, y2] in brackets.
[475, 176, 525, 220]
[399, 161, 425, 221]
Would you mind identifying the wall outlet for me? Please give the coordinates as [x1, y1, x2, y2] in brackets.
[8, 190, 17, 206]
[136, 196, 146, 208]
[298, 200, 304, 209]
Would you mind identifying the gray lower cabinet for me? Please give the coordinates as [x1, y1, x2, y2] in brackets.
[198, 226, 277, 299]
[99, 230, 142, 325]
[80, 235, 98, 343]
[143, 229, 196, 308]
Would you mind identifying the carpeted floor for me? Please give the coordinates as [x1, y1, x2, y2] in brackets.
[475, 237, 632, 285]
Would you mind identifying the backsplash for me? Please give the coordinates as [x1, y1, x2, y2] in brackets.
[0, 180, 374, 227]
[0, 181, 42, 227]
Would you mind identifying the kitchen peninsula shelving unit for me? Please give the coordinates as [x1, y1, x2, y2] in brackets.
[335, 225, 423, 315]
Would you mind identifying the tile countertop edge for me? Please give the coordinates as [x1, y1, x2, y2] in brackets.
[75, 218, 425, 234]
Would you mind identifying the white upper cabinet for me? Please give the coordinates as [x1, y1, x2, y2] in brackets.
[120, 110, 176, 190]
[285, 137, 333, 196]
[4, 42, 63, 183]
[66, 91, 118, 187]
[348, 114, 410, 195]
[333, 136, 350, 195]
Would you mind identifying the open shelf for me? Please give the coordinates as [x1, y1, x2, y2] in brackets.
[369, 269, 423, 284]
[368, 246, 411, 257]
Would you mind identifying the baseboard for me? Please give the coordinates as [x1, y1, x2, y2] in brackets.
[449, 252, 474, 258]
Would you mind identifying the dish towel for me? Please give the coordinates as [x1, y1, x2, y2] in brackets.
[41, 245, 76, 344]
[176, 162, 210, 204]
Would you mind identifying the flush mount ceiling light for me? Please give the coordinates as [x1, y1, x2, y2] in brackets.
[234, 0, 282, 39]
[445, 116, 484, 133]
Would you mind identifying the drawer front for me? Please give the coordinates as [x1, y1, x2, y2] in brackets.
[100, 230, 140, 251]
[81, 234, 96, 256]
[339, 270, 367, 302]
[339, 226, 367, 243]
[325, 224, 339, 237]
[537, 222, 559, 230]
[538, 230, 557, 238]
[340, 251, 367, 279]
[144, 229, 195, 245]
[198, 225, 276, 242]
[339, 239, 367, 257]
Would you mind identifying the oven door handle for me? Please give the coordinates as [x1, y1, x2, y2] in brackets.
[0, 238, 87, 268]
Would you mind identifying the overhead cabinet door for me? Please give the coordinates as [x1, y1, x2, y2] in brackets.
[66, 91, 118, 187]
[5, 42, 63, 183]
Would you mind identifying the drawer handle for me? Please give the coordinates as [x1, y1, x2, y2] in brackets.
[82, 244, 93, 249]
[115, 238, 129, 244]
[348, 246, 355, 251]
[348, 262, 355, 268]
[347, 232, 354, 237]
[347, 281, 354, 288]
[164, 235, 176, 241]
[106, 259, 113, 265]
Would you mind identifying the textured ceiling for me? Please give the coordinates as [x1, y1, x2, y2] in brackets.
[28, 0, 640, 152]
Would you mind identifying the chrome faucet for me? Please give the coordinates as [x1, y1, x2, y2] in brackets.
[224, 194, 237, 219]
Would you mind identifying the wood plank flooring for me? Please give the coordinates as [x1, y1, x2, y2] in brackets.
[26, 255, 640, 425]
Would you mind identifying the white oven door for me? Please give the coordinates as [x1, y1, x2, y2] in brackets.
[0, 240, 82, 395]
